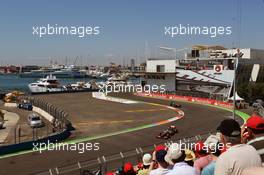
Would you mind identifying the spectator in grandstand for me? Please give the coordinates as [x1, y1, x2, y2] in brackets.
[116, 167, 125, 175]
[106, 172, 115, 175]
[123, 162, 136, 175]
[184, 149, 196, 166]
[155, 144, 167, 152]
[241, 115, 264, 162]
[193, 141, 212, 174]
[241, 167, 264, 175]
[137, 154, 152, 175]
[215, 119, 262, 175]
[149, 149, 171, 175]
[201, 135, 222, 175]
[165, 143, 198, 175]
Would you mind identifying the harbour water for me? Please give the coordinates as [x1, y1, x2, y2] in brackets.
[0, 74, 140, 92]
[0, 74, 94, 92]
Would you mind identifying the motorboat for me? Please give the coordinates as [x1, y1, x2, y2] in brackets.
[66, 81, 92, 90]
[28, 75, 63, 93]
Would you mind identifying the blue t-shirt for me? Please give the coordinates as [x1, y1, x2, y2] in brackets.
[201, 161, 216, 175]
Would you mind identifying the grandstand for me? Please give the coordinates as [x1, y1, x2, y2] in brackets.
[237, 59, 264, 102]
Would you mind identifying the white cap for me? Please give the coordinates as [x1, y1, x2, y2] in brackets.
[142, 153, 152, 166]
[165, 143, 182, 165]
[204, 134, 220, 151]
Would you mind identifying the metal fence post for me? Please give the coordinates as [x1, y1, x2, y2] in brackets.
[55, 167, 59, 175]
[77, 161, 82, 174]
[18, 125, 21, 143]
[120, 152, 124, 166]
[14, 127, 16, 144]
[49, 169, 53, 175]
[102, 156, 107, 174]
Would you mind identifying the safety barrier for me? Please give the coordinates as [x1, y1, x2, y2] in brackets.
[0, 96, 72, 156]
[92, 92, 138, 104]
[4, 102, 54, 122]
[136, 92, 233, 109]
[0, 129, 70, 155]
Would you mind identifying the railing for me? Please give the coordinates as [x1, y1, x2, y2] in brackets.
[31, 132, 212, 175]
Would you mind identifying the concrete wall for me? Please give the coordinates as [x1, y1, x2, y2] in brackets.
[92, 92, 138, 104]
[4, 103, 54, 122]
[33, 106, 54, 122]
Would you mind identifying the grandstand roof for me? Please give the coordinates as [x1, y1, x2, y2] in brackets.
[192, 45, 227, 51]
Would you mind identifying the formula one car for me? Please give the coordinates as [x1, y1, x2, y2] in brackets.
[170, 101, 181, 108]
[156, 125, 178, 139]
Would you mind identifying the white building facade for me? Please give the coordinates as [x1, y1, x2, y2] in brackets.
[144, 59, 177, 91]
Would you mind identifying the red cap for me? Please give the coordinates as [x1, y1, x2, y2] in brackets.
[155, 144, 166, 151]
[246, 116, 264, 130]
[124, 162, 134, 173]
[194, 141, 205, 152]
[137, 162, 143, 169]
[106, 172, 114, 175]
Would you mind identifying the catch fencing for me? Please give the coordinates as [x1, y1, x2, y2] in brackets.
[0, 96, 72, 155]
[21, 96, 71, 132]
[1, 97, 70, 145]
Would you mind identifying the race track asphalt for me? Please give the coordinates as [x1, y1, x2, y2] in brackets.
[0, 92, 232, 175]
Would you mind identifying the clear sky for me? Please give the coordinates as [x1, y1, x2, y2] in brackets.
[0, 0, 263, 65]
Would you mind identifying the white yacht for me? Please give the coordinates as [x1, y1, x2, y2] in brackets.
[28, 75, 63, 93]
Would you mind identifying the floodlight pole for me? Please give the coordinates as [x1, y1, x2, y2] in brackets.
[233, 58, 236, 119]
[233, 49, 239, 120]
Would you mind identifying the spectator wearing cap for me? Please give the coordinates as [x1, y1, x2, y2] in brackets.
[193, 141, 212, 174]
[201, 135, 222, 175]
[106, 172, 115, 175]
[165, 143, 198, 175]
[184, 149, 196, 166]
[241, 115, 264, 162]
[137, 154, 152, 175]
[149, 149, 171, 175]
[215, 119, 262, 175]
[155, 145, 166, 152]
[123, 162, 136, 175]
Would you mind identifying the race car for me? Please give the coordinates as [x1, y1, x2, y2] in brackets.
[156, 125, 178, 139]
[170, 101, 182, 108]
